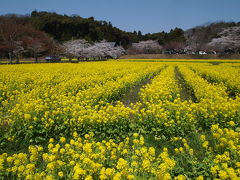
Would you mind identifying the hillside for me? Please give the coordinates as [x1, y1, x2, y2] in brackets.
[185, 22, 240, 52]
[30, 11, 186, 48]
[208, 26, 240, 52]
[0, 11, 186, 60]
[0, 12, 239, 61]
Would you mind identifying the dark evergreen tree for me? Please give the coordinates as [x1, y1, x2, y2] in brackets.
[137, 31, 142, 36]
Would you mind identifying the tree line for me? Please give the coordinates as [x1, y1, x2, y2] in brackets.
[0, 10, 186, 61]
[30, 11, 185, 46]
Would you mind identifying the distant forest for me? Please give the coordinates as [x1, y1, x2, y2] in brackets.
[30, 11, 187, 47]
[0, 11, 185, 46]
[0, 11, 239, 61]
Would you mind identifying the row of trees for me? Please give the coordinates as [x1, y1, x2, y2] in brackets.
[30, 11, 186, 48]
[0, 11, 186, 61]
[0, 15, 61, 62]
[1, 11, 240, 62]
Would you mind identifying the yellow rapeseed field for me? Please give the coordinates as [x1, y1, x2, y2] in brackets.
[0, 61, 239, 179]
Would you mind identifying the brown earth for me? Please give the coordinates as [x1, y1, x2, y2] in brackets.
[120, 54, 240, 59]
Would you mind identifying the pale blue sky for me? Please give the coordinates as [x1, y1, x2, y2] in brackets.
[0, 0, 240, 34]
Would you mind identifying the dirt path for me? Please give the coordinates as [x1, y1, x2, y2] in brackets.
[174, 66, 197, 102]
[119, 72, 160, 107]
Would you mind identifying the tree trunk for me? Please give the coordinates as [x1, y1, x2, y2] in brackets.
[16, 54, 20, 64]
[34, 52, 38, 62]
[8, 50, 12, 64]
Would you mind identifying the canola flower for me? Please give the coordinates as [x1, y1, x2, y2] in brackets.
[0, 133, 177, 179]
[135, 65, 198, 134]
[1, 125, 239, 179]
[176, 64, 240, 127]
[178, 65, 228, 101]
[190, 63, 240, 95]
[140, 65, 180, 103]
[0, 62, 165, 142]
[0, 61, 240, 179]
